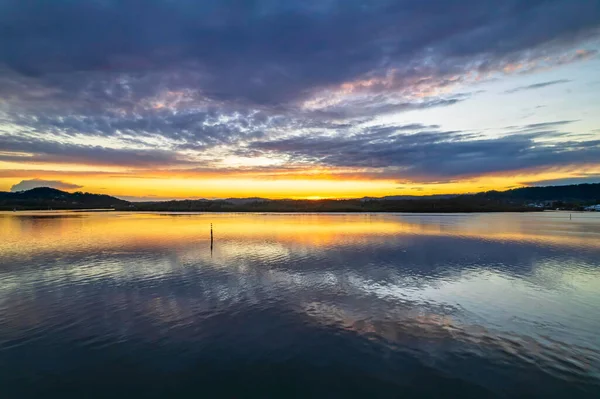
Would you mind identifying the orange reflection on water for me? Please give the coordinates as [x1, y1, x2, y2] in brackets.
[1, 212, 599, 261]
[0, 212, 422, 259]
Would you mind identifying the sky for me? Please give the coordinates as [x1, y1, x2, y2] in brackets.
[1, 0, 600, 200]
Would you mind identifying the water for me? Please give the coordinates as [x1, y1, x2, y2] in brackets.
[1, 211, 599, 398]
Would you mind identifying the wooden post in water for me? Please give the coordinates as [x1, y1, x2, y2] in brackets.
[210, 223, 214, 254]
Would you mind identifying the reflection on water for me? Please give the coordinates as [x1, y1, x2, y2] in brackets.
[1, 211, 599, 398]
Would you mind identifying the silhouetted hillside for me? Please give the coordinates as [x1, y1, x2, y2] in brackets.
[475, 183, 600, 202]
[0, 187, 129, 210]
[2, 183, 599, 212]
[127, 183, 600, 212]
[126, 197, 535, 213]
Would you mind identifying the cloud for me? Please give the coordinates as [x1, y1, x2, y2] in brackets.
[521, 120, 578, 130]
[504, 79, 571, 94]
[247, 125, 600, 183]
[3, 106, 270, 151]
[0, 134, 194, 167]
[1, 121, 599, 186]
[10, 179, 83, 192]
[1, 0, 598, 109]
[0, 0, 599, 185]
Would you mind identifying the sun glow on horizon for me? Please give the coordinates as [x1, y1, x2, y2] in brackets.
[2, 166, 599, 200]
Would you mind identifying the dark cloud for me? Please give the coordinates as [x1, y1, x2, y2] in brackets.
[247, 127, 600, 182]
[1, 0, 599, 107]
[305, 98, 466, 120]
[523, 120, 578, 129]
[0, 134, 193, 167]
[504, 120, 578, 131]
[10, 179, 82, 192]
[0, 89, 458, 152]
[5, 106, 270, 149]
[504, 79, 571, 94]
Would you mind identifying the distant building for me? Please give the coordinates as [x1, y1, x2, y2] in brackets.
[584, 204, 600, 211]
[527, 203, 544, 208]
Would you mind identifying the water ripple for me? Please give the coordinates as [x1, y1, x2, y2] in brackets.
[1, 212, 599, 397]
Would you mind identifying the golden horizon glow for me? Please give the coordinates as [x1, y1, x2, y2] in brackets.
[1, 166, 599, 199]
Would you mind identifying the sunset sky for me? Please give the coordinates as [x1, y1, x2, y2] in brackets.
[1, 0, 600, 200]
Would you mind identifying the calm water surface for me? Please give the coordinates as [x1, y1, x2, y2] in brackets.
[1, 211, 599, 398]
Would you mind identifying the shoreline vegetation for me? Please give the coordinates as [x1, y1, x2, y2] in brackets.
[127, 199, 538, 213]
[1, 183, 599, 213]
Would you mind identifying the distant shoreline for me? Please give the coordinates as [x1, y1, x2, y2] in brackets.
[4, 208, 546, 213]
[2, 184, 599, 213]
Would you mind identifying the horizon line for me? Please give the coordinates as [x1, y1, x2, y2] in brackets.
[5, 182, 600, 202]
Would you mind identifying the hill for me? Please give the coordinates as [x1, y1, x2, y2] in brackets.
[475, 183, 600, 202]
[2, 183, 599, 212]
[129, 197, 543, 213]
[0, 187, 129, 210]
[128, 183, 600, 212]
